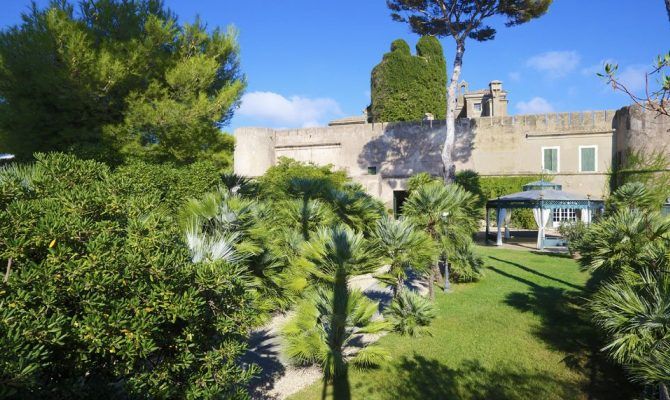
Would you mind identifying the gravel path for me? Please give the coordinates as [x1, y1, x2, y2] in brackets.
[244, 268, 427, 399]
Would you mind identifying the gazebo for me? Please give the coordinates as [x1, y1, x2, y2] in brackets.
[485, 181, 604, 250]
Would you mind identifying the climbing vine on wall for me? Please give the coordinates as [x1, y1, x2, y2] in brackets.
[369, 36, 447, 122]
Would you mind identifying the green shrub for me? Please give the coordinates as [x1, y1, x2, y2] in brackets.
[369, 36, 447, 122]
[258, 158, 383, 236]
[257, 157, 348, 200]
[557, 220, 588, 256]
[384, 290, 436, 337]
[455, 169, 485, 207]
[0, 153, 259, 399]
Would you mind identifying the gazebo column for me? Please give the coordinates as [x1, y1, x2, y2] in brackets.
[485, 207, 490, 243]
[504, 208, 512, 239]
[496, 207, 505, 246]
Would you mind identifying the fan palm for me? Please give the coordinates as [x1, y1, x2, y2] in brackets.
[328, 184, 385, 234]
[384, 289, 436, 337]
[403, 182, 481, 298]
[275, 198, 335, 241]
[282, 287, 390, 379]
[370, 216, 438, 297]
[578, 209, 670, 275]
[220, 172, 258, 197]
[180, 187, 307, 312]
[608, 181, 661, 213]
[590, 267, 670, 397]
[285, 225, 385, 397]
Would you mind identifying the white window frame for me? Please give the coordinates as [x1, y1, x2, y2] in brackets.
[552, 208, 577, 227]
[579, 145, 598, 173]
[473, 103, 482, 111]
[541, 146, 560, 174]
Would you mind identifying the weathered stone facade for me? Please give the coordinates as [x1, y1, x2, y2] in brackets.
[234, 104, 669, 207]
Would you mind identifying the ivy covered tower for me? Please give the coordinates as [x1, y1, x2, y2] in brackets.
[369, 36, 447, 123]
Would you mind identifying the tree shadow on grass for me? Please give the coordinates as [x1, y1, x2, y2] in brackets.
[489, 256, 584, 291]
[489, 263, 639, 399]
[373, 355, 582, 400]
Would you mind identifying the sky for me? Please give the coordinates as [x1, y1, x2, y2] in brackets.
[2, 0, 669, 132]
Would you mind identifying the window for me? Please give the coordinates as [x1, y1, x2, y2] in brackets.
[367, 166, 377, 175]
[473, 103, 482, 112]
[553, 208, 576, 224]
[580, 145, 597, 172]
[542, 147, 559, 173]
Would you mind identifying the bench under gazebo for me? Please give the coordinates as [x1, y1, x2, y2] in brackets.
[485, 180, 604, 250]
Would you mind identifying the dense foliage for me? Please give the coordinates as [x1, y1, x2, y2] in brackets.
[369, 36, 446, 122]
[0, 0, 243, 170]
[573, 177, 670, 397]
[610, 149, 670, 209]
[0, 154, 257, 399]
[1, 153, 483, 398]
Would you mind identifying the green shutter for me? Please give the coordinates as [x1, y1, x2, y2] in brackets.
[581, 147, 595, 172]
[544, 148, 558, 172]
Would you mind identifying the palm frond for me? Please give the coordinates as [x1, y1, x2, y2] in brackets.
[349, 345, 390, 369]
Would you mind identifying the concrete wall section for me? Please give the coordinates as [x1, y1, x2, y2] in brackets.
[233, 127, 276, 177]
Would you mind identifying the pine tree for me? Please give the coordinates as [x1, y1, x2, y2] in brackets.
[0, 0, 244, 169]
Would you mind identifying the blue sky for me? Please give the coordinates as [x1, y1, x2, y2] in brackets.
[2, 0, 668, 132]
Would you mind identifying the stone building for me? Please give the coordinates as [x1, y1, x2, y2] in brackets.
[234, 81, 669, 216]
[456, 80, 508, 118]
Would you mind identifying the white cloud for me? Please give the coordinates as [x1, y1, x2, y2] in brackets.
[238, 91, 343, 128]
[508, 71, 521, 82]
[526, 51, 580, 78]
[516, 97, 555, 114]
[617, 64, 648, 93]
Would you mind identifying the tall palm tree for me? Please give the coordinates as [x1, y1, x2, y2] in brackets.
[284, 225, 386, 399]
[590, 267, 670, 399]
[403, 182, 480, 298]
[370, 216, 438, 297]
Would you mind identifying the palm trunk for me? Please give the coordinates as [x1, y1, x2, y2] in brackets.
[660, 383, 670, 400]
[428, 269, 435, 301]
[329, 268, 350, 399]
[301, 197, 312, 241]
[443, 260, 451, 293]
[394, 275, 404, 298]
[665, 0, 670, 23]
[442, 39, 465, 184]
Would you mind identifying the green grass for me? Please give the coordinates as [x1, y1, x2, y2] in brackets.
[289, 246, 636, 400]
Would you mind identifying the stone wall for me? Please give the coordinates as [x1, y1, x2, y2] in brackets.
[234, 106, 668, 206]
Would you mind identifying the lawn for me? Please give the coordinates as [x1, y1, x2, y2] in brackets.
[289, 246, 637, 400]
